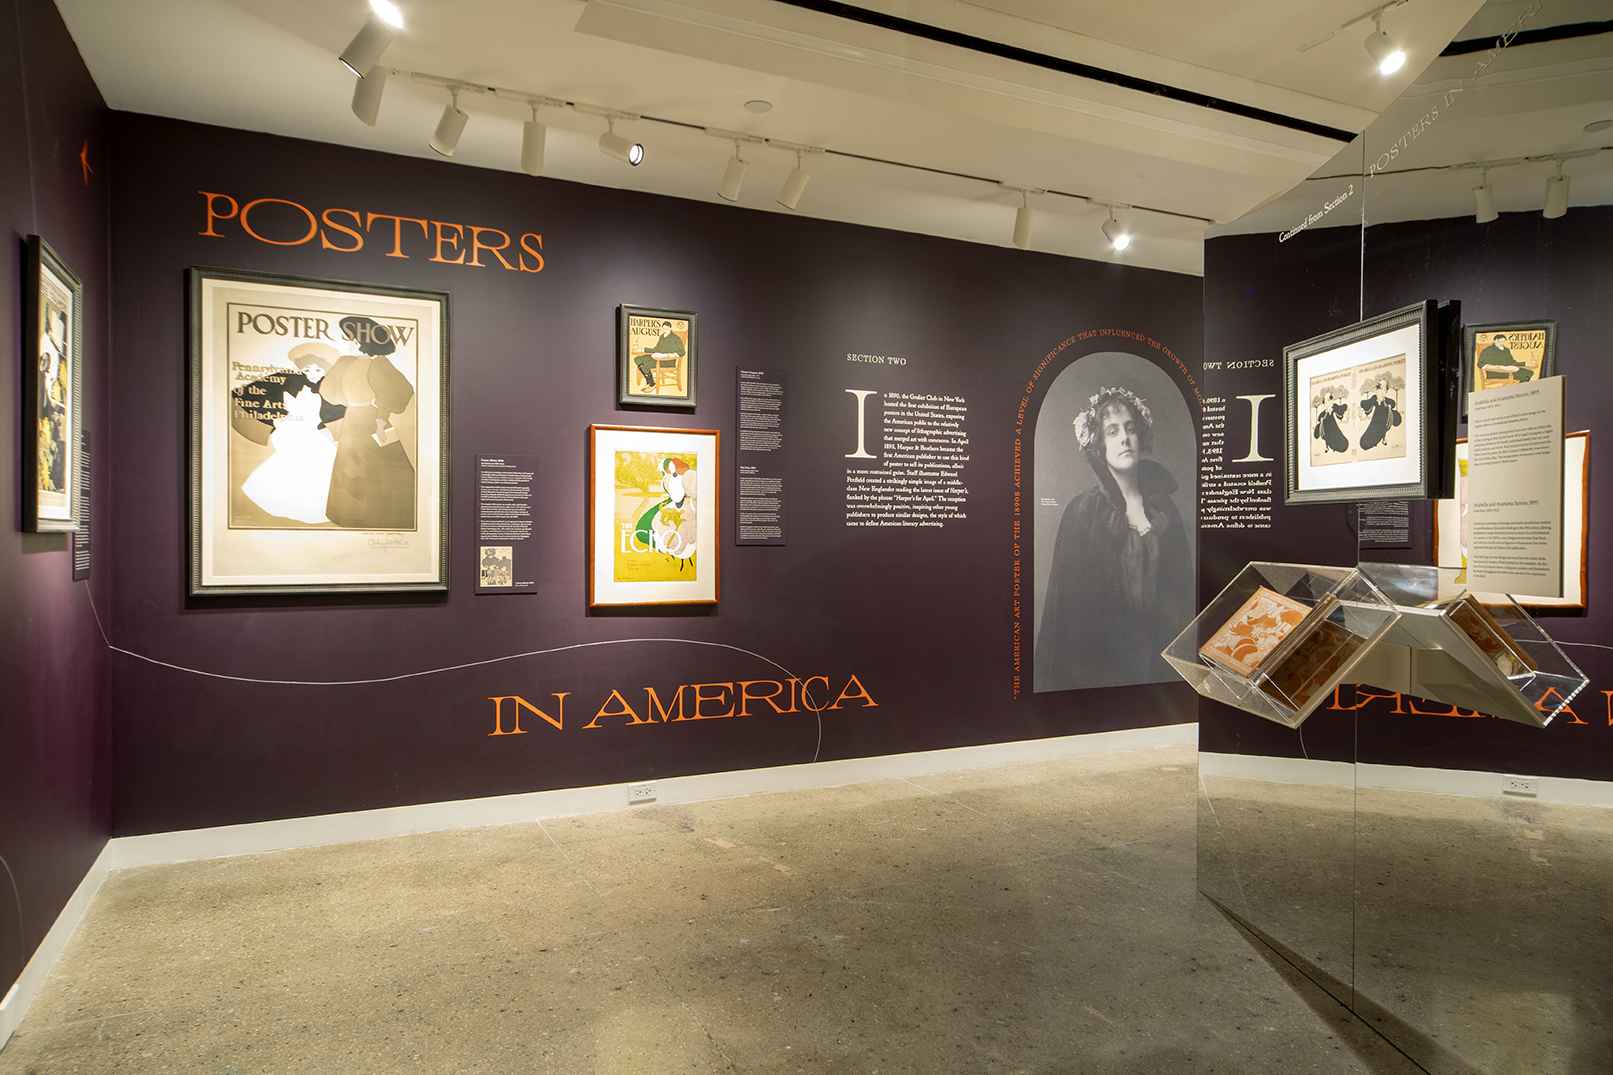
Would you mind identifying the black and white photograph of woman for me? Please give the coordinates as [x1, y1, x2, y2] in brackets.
[1033, 353, 1195, 693]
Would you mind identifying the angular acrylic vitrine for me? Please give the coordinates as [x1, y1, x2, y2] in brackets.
[1351, 563, 1588, 727]
[1163, 562, 1403, 728]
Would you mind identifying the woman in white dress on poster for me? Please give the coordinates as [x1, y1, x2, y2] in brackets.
[241, 379, 338, 524]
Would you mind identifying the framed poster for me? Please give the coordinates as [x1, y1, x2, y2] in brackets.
[1284, 300, 1443, 506]
[1434, 432, 1588, 609]
[23, 236, 83, 532]
[589, 424, 718, 606]
[188, 267, 449, 595]
[618, 305, 697, 409]
[1463, 319, 1555, 418]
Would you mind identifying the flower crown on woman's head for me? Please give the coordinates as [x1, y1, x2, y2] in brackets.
[1073, 387, 1152, 449]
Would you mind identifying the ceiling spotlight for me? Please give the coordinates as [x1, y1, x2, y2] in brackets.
[369, 0, 404, 27]
[778, 151, 810, 211]
[429, 88, 468, 157]
[350, 66, 386, 126]
[339, 13, 396, 77]
[1544, 161, 1569, 219]
[1364, 14, 1404, 75]
[1013, 191, 1033, 250]
[1586, 119, 1613, 133]
[598, 118, 643, 166]
[719, 140, 748, 201]
[1101, 209, 1130, 251]
[745, 100, 773, 113]
[1472, 168, 1497, 224]
[521, 106, 546, 177]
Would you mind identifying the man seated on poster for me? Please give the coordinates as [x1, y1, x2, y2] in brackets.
[230, 342, 346, 446]
[1476, 332, 1530, 385]
[632, 320, 685, 388]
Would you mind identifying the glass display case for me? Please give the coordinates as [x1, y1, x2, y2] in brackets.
[1353, 563, 1588, 727]
[1163, 562, 1401, 728]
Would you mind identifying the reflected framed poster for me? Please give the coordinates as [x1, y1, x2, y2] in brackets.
[1434, 432, 1588, 609]
[23, 236, 83, 532]
[589, 424, 718, 606]
[618, 305, 698, 409]
[1284, 300, 1443, 506]
[1463, 319, 1555, 419]
[188, 267, 449, 595]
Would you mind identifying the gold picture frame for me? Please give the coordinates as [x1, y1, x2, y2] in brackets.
[588, 424, 719, 606]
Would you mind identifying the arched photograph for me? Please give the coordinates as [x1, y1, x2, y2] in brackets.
[1033, 352, 1196, 693]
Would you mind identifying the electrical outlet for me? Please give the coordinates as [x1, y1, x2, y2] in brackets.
[1502, 774, 1538, 797]
[628, 783, 656, 805]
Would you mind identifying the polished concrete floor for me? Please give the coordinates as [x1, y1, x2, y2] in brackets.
[1, 745, 1425, 1074]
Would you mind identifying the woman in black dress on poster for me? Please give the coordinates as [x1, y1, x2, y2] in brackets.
[1313, 386, 1348, 454]
[1359, 377, 1402, 451]
[1034, 387, 1191, 692]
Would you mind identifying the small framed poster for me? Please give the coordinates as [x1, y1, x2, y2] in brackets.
[589, 424, 718, 606]
[618, 305, 698, 409]
[1464, 319, 1555, 418]
[23, 236, 84, 532]
[1434, 432, 1588, 609]
[1284, 300, 1445, 506]
[188, 267, 450, 595]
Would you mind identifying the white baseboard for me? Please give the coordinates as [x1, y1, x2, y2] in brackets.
[108, 724, 1197, 869]
[0, 844, 110, 1052]
[1199, 752, 1354, 787]
[1202, 752, 1613, 809]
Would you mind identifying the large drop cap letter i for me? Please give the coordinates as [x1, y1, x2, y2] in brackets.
[845, 389, 877, 459]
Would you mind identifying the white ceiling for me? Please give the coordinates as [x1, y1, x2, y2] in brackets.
[56, 0, 1492, 275]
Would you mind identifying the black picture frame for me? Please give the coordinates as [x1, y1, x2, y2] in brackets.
[23, 235, 84, 533]
[1284, 300, 1449, 506]
[618, 304, 698, 410]
[187, 267, 451, 594]
[1462, 319, 1556, 420]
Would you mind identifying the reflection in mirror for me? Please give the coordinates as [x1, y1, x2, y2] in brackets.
[1201, 2, 1613, 1070]
[1362, 0, 1613, 229]
[1198, 752, 1357, 1008]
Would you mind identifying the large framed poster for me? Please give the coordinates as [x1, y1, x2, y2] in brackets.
[1284, 300, 1444, 506]
[23, 236, 83, 532]
[188, 268, 449, 595]
[589, 424, 718, 606]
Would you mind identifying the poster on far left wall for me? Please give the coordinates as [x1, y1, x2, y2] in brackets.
[23, 235, 83, 532]
[188, 267, 450, 594]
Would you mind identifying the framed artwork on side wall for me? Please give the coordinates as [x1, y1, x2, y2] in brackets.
[589, 424, 719, 606]
[188, 267, 450, 595]
[618, 305, 698, 409]
[23, 235, 84, 532]
[1463, 319, 1556, 419]
[1434, 432, 1588, 609]
[1284, 300, 1448, 506]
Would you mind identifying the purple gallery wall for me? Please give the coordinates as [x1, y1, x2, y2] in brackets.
[1201, 205, 1613, 777]
[107, 113, 1203, 836]
[0, 0, 111, 991]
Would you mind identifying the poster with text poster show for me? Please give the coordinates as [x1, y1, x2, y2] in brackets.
[189, 268, 449, 594]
